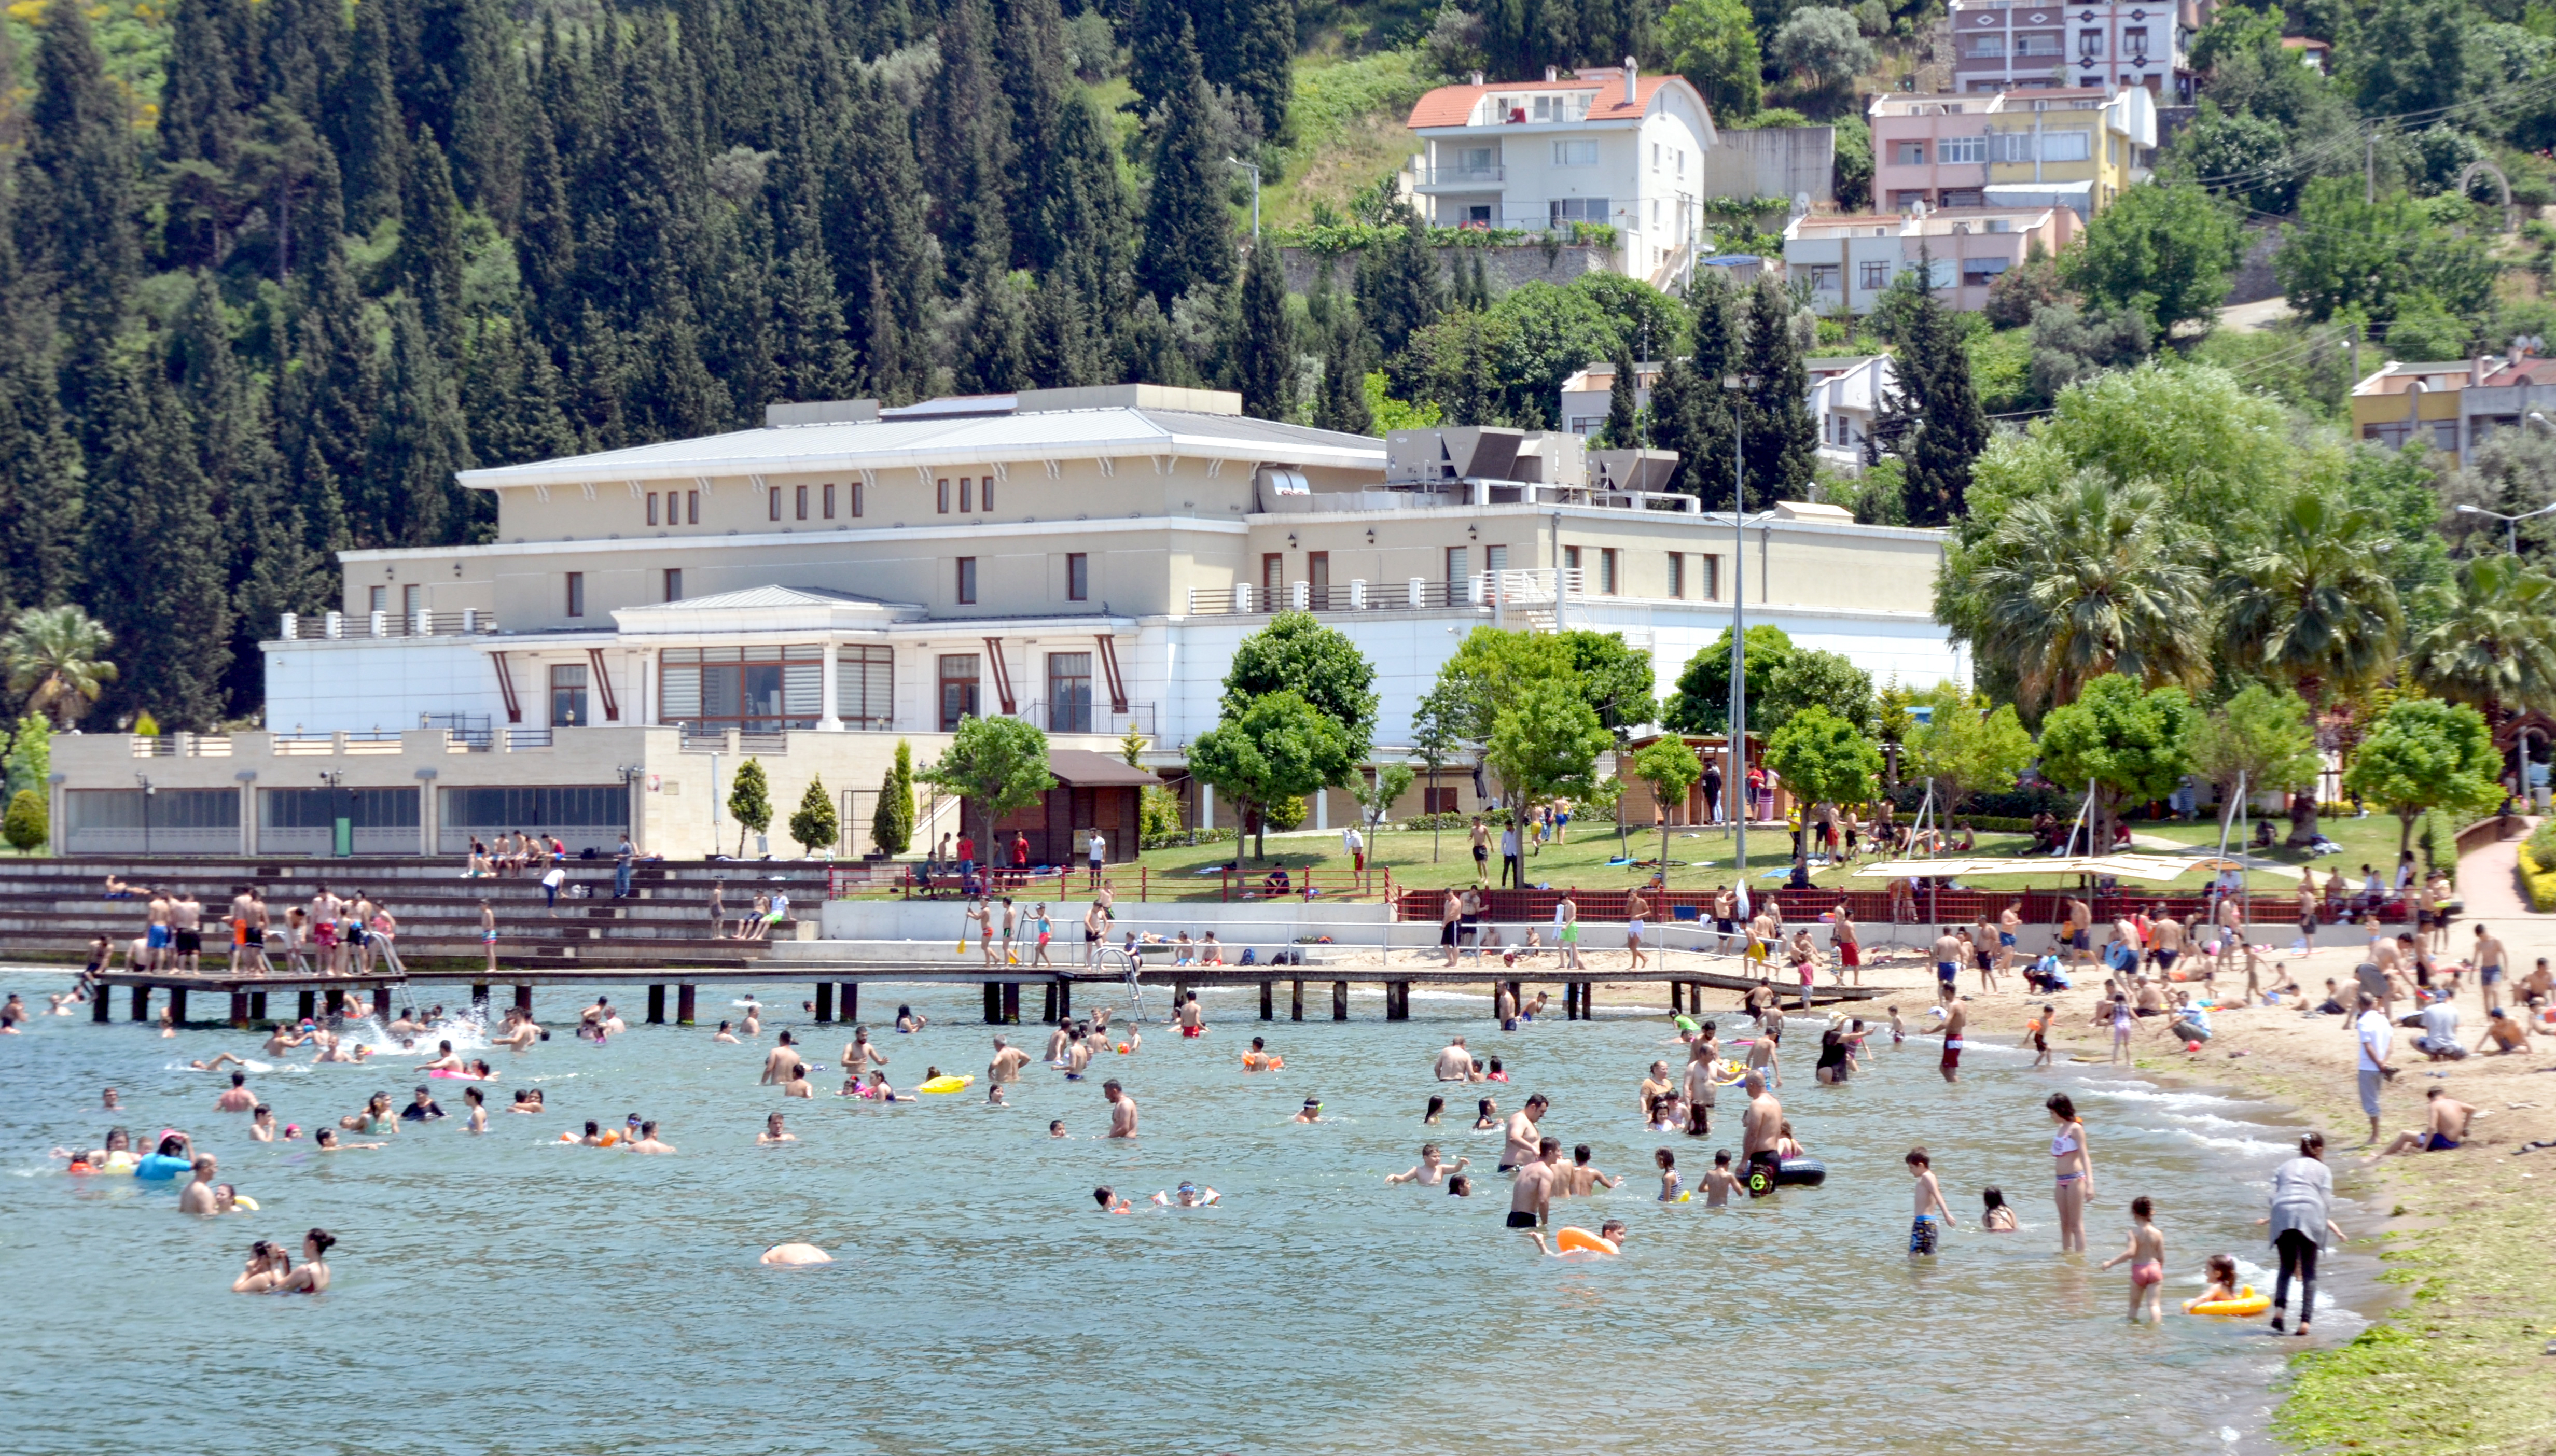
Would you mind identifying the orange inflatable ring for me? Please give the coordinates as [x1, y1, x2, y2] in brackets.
[1554, 1226, 1619, 1256]
[1240, 1054, 1284, 1070]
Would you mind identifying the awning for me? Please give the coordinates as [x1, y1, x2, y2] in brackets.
[1043, 749, 1160, 788]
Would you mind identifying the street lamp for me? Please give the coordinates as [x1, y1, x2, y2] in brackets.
[2454, 498, 2556, 556]
[1226, 157, 1261, 239]
[134, 773, 154, 855]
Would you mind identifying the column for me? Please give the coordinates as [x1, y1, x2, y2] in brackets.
[1290, 979, 1303, 1021]
[985, 983, 1003, 1024]
[130, 986, 149, 1021]
[818, 642, 843, 731]
[1260, 981, 1273, 1020]
[1001, 983, 1020, 1023]
[249, 991, 268, 1021]
[840, 984, 860, 1024]
[677, 984, 697, 1025]
[814, 983, 833, 1023]
[1314, 788, 1328, 831]
[647, 984, 665, 1024]
[1331, 981, 1348, 1020]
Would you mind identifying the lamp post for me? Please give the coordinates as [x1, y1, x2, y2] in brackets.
[1226, 158, 1261, 239]
[2454, 499, 2556, 557]
[134, 773, 153, 855]
[318, 769, 348, 858]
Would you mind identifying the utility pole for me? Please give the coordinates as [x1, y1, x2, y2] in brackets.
[1227, 158, 1262, 239]
[1730, 391, 1747, 887]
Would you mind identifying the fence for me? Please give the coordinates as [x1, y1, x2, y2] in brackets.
[823, 862, 1400, 905]
[1392, 884, 2396, 930]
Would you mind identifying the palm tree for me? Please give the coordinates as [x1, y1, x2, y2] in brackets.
[1967, 473, 2212, 712]
[2, 605, 117, 729]
[2407, 554, 2556, 713]
[2216, 486, 2405, 704]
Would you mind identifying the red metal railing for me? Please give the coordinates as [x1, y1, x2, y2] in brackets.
[1390, 885, 2406, 929]
[1217, 863, 1395, 904]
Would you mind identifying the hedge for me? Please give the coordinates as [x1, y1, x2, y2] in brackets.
[2519, 841, 2556, 913]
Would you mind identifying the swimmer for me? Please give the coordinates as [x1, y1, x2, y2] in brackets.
[1092, 1187, 1132, 1213]
[629, 1120, 676, 1154]
[1473, 1097, 1499, 1131]
[1740, 1071, 1783, 1196]
[1560, 1143, 1621, 1196]
[1293, 1097, 1323, 1123]
[314, 1129, 382, 1151]
[193, 1053, 250, 1073]
[1153, 1180, 1219, 1207]
[418, 1040, 464, 1073]
[274, 1230, 336, 1291]
[232, 1240, 289, 1294]
[783, 1063, 815, 1098]
[1103, 1080, 1137, 1138]
[1434, 1037, 1477, 1081]
[1064, 1033, 1095, 1081]
[989, 1035, 1030, 1085]
[761, 1031, 807, 1087]
[1119, 1023, 1142, 1056]
[1980, 1186, 2018, 1232]
[2187, 1253, 2242, 1312]
[864, 1071, 910, 1102]
[758, 1113, 796, 1144]
[896, 1004, 927, 1032]
[259, 1026, 305, 1057]
[178, 1156, 221, 1215]
[213, 1072, 257, 1113]
[1049, 1119, 1067, 1138]
[1242, 1036, 1281, 1071]
[1499, 1095, 1549, 1173]
[2099, 1196, 2170, 1323]
[713, 1020, 740, 1044]
[510, 1089, 547, 1114]
[1424, 1095, 1446, 1125]
[1640, 1061, 1674, 1117]
[1906, 1147, 1956, 1256]
[739, 1001, 762, 1038]
[576, 1119, 608, 1145]
[1655, 1148, 1682, 1202]
[249, 1105, 276, 1142]
[1447, 1174, 1473, 1197]
[760, 1242, 832, 1266]
[1388, 1144, 1471, 1185]
[341, 1093, 399, 1135]
[985, 1084, 1008, 1105]
[462, 1086, 489, 1133]
[1509, 1137, 1561, 1228]
[1525, 1218, 1628, 1257]
[841, 1026, 887, 1080]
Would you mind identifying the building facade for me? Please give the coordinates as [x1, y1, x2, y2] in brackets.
[1871, 86, 2154, 218]
[1947, 0, 2200, 102]
[1783, 203, 2079, 314]
[53, 385, 1962, 857]
[2350, 352, 2556, 464]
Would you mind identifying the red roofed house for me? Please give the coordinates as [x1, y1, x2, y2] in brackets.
[1405, 63, 1718, 287]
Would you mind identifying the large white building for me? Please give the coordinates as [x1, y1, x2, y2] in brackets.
[53, 384, 1963, 858]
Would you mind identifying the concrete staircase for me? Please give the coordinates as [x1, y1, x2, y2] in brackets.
[0, 856, 835, 969]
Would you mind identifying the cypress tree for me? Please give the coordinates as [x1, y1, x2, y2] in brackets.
[1228, 0, 1295, 142]
[160, 0, 247, 174]
[366, 296, 476, 548]
[1882, 249, 1988, 527]
[1356, 202, 1441, 375]
[261, 0, 348, 120]
[952, 265, 1031, 395]
[462, 319, 578, 467]
[276, 249, 379, 545]
[1445, 312, 1494, 426]
[1114, 293, 1202, 389]
[398, 129, 468, 351]
[824, 76, 938, 402]
[1000, 0, 1072, 273]
[1135, 19, 1235, 308]
[516, 110, 577, 347]
[441, 0, 522, 222]
[565, 303, 632, 451]
[1127, 0, 1190, 119]
[0, 226, 84, 614]
[24, 0, 140, 431]
[928, 0, 1017, 288]
[1231, 242, 1294, 421]
[769, 243, 858, 403]
[1737, 274, 1814, 510]
[1600, 339, 1638, 447]
[339, 0, 406, 231]
[81, 349, 234, 731]
[624, 299, 733, 444]
[1026, 270, 1099, 389]
[1315, 324, 1373, 435]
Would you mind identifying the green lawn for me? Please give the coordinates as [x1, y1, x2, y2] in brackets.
[1125, 806, 2439, 901]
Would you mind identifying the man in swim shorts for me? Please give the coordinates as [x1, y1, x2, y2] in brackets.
[1507, 1137, 1559, 1228]
[989, 1035, 1030, 1085]
[1740, 1071, 1782, 1196]
[1498, 1094, 1548, 1173]
[1932, 927, 1962, 997]
[1433, 1037, 1475, 1081]
[1934, 997, 1968, 1083]
[1103, 1079, 1137, 1138]
[1683, 1024, 1721, 1137]
[2374, 1087, 2478, 1156]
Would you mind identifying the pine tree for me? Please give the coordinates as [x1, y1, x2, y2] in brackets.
[768, 243, 858, 403]
[928, 0, 1018, 289]
[0, 226, 83, 615]
[1227, 0, 1296, 142]
[24, 0, 140, 432]
[824, 76, 938, 400]
[399, 130, 468, 351]
[462, 319, 577, 468]
[1136, 20, 1235, 307]
[1231, 242, 1294, 421]
[1881, 248, 1988, 527]
[1357, 202, 1442, 374]
[81, 348, 234, 730]
[1026, 270, 1100, 389]
[1738, 274, 1814, 510]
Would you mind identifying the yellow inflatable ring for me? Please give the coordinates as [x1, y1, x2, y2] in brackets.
[230, 1195, 260, 1212]
[2185, 1286, 2272, 1317]
[1554, 1226, 1619, 1256]
[918, 1075, 974, 1094]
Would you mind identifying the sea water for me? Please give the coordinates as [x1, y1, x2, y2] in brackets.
[0, 975, 2367, 1455]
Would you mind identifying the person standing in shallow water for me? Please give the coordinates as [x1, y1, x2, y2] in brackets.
[2048, 1092, 2095, 1254]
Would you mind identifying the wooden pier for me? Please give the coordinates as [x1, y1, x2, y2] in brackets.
[80, 958, 1883, 1030]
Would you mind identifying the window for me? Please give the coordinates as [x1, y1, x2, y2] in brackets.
[768, 486, 782, 521]
[850, 482, 864, 517]
[938, 654, 981, 731]
[1701, 554, 1721, 601]
[2078, 27, 2104, 56]
[822, 483, 836, 519]
[837, 645, 893, 729]
[1599, 548, 1618, 595]
[565, 572, 584, 618]
[1066, 552, 1089, 601]
[2432, 421, 2460, 451]
[549, 663, 589, 727]
[1962, 256, 2011, 287]
[1262, 553, 1284, 603]
[2040, 129, 2091, 161]
[1563, 545, 1582, 576]
[1859, 260, 1890, 289]
[1048, 652, 1093, 733]
[647, 492, 659, 526]
[1896, 142, 1926, 166]
[664, 569, 683, 603]
[1963, 34, 2004, 57]
[1553, 141, 1598, 166]
[1667, 553, 1685, 599]
[1676, 148, 1686, 179]
[1651, 142, 1660, 171]
[793, 484, 807, 520]
[686, 491, 699, 524]
[956, 557, 978, 605]
[937, 478, 951, 513]
[1484, 544, 1508, 577]
[981, 477, 994, 512]
[1424, 786, 1461, 815]
[402, 584, 423, 615]
[1550, 197, 1608, 223]
[1940, 134, 1987, 164]
[960, 477, 974, 513]
[1807, 264, 1842, 291]
[659, 645, 826, 732]
[2016, 31, 2062, 55]
[367, 586, 386, 613]
[2122, 25, 2150, 58]
[1445, 547, 1468, 591]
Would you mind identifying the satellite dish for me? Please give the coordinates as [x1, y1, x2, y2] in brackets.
[1791, 190, 1813, 220]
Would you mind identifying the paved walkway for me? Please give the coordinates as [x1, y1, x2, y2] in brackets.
[2456, 817, 2550, 923]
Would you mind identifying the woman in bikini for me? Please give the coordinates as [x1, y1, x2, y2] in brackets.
[271, 1229, 335, 1293]
[2047, 1092, 2095, 1254]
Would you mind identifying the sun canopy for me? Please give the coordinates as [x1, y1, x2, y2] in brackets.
[1851, 853, 2225, 884]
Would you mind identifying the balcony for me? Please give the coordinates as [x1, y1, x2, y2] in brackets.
[280, 609, 500, 641]
[1412, 162, 1506, 190]
[1186, 569, 1590, 617]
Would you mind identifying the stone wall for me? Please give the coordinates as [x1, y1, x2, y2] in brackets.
[1276, 243, 1617, 296]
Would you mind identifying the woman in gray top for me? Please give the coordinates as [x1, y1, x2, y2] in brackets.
[2259, 1130, 2350, 1335]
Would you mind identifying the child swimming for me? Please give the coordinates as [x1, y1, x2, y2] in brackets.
[2185, 1253, 2241, 1313]
[1655, 1147, 1684, 1202]
[1980, 1186, 2018, 1231]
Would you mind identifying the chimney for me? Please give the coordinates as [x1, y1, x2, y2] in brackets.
[1544, 65, 1558, 82]
[1624, 57, 1638, 106]
[1469, 69, 1484, 87]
